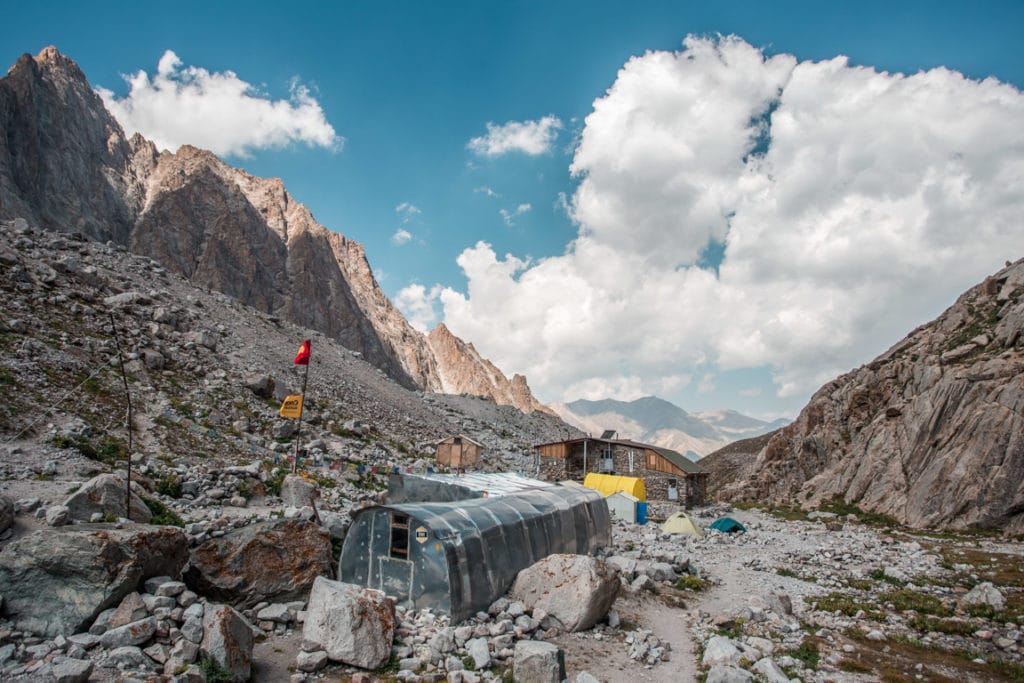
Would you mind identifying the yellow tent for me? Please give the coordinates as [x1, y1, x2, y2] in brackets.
[583, 473, 646, 502]
[661, 511, 704, 538]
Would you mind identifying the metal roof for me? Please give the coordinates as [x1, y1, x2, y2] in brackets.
[399, 472, 553, 497]
[534, 437, 706, 475]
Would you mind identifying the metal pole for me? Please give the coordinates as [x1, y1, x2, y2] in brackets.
[108, 313, 133, 521]
[292, 360, 310, 473]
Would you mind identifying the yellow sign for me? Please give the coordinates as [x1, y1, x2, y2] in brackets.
[279, 394, 304, 419]
[415, 526, 429, 544]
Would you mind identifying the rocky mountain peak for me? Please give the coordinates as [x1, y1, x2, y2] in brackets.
[0, 47, 550, 414]
[427, 324, 554, 415]
[715, 258, 1024, 533]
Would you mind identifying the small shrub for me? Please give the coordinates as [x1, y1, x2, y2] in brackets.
[880, 589, 951, 616]
[782, 639, 820, 669]
[675, 575, 706, 592]
[869, 567, 907, 587]
[142, 497, 184, 527]
[199, 654, 232, 683]
[156, 474, 183, 498]
[908, 615, 975, 635]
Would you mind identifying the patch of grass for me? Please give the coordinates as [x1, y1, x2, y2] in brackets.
[237, 478, 261, 500]
[261, 460, 287, 497]
[460, 656, 476, 672]
[674, 575, 706, 592]
[880, 589, 952, 616]
[142, 497, 184, 527]
[781, 638, 820, 669]
[65, 484, 80, 495]
[156, 474, 183, 498]
[870, 567, 907, 587]
[34, 472, 54, 481]
[776, 567, 798, 578]
[908, 615, 976, 635]
[846, 578, 875, 590]
[199, 654, 232, 683]
[808, 592, 879, 618]
[715, 617, 747, 639]
[940, 547, 1024, 587]
[820, 497, 899, 527]
[838, 658, 872, 674]
[0, 368, 16, 386]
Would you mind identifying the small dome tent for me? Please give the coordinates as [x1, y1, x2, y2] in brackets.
[661, 511, 704, 537]
[338, 485, 611, 622]
[709, 517, 746, 534]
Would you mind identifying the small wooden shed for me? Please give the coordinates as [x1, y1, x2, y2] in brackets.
[435, 434, 484, 468]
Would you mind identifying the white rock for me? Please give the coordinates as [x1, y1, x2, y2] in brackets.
[301, 577, 394, 669]
[702, 636, 742, 667]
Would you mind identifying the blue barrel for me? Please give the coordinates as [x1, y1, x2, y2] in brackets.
[636, 502, 648, 525]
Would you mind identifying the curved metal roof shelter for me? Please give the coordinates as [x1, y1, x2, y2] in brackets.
[338, 485, 611, 622]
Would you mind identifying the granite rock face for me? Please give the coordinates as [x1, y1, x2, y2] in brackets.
[715, 259, 1024, 533]
[183, 518, 332, 608]
[0, 525, 188, 637]
[428, 323, 554, 415]
[0, 46, 550, 414]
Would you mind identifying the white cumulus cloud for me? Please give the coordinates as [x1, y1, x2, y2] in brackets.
[96, 50, 341, 157]
[436, 35, 1024, 409]
[467, 115, 563, 156]
[395, 284, 443, 332]
[498, 203, 532, 226]
[391, 228, 412, 246]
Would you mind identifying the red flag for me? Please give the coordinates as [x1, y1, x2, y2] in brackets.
[293, 339, 311, 365]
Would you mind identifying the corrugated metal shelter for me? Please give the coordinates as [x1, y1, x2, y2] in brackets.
[388, 472, 553, 503]
[583, 473, 647, 501]
[435, 434, 484, 468]
[338, 486, 611, 622]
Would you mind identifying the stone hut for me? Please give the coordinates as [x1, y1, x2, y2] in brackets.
[534, 435, 708, 507]
[434, 434, 484, 468]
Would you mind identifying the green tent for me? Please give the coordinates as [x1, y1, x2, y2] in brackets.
[709, 517, 746, 533]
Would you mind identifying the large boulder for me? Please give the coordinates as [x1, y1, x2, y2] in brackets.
[513, 640, 565, 683]
[201, 604, 255, 683]
[509, 554, 619, 632]
[183, 518, 331, 608]
[302, 577, 395, 669]
[280, 475, 317, 509]
[0, 525, 188, 637]
[0, 494, 13, 532]
[63, 473, 152, 523]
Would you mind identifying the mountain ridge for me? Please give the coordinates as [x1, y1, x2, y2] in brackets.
[713, 260, 1024, 533]
[550, 395, 788, 458]
[0, 47, 544, 413]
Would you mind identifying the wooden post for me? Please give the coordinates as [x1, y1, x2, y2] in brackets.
[108, 313, 133, 521]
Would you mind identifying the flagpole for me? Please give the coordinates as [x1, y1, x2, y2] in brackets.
[292, 357, 310, 473]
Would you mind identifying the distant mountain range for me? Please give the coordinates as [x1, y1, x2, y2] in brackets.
[550, 396, 789, 459]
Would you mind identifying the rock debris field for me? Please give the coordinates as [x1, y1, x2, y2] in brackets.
[2, 457, 1022, 683]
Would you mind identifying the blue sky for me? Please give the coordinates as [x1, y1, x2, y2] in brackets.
[4, 1, 1024, 420]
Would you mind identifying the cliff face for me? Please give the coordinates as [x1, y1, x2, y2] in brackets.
[427, 324, 554, 415]
[717, 260, 1024, 533]
[0, 47, 545, 409]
